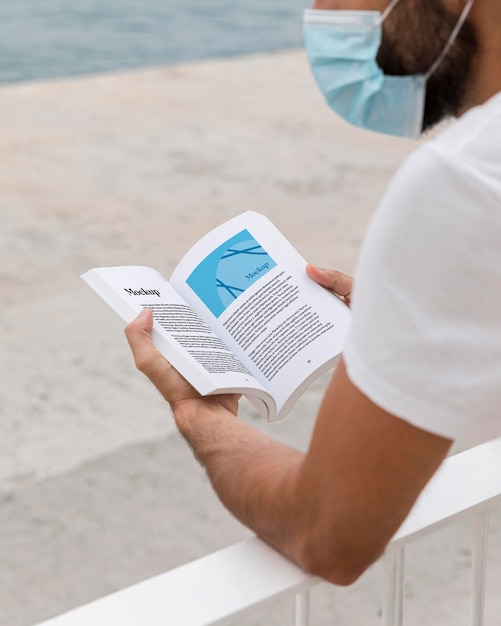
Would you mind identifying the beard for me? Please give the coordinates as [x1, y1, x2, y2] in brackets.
[376, 0, 479, 132]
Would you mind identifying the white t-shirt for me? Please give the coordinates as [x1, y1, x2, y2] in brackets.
[343, 92, 501, 442]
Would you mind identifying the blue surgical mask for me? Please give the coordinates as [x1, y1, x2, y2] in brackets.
[303, 0, 475, 138]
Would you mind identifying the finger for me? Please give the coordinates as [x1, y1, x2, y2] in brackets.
[306, 264, 353, 298]
[124, 308, 169, 381]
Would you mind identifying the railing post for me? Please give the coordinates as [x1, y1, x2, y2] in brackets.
[383, 546, 405, 626]
[279, 589, 310, 626]
[294, 589, 310, 626]
[470, 509, 490, 626]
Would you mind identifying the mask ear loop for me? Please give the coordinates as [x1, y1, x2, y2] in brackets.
[424, 0, 476, 80]
[375, 0, 402, 26]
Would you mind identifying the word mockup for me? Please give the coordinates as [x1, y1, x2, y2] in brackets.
[123, 287, 161, 297]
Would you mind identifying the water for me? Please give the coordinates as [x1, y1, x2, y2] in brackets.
[0, 0, 308, 84]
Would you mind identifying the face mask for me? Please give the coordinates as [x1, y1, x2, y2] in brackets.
[303, 0, 475, 138]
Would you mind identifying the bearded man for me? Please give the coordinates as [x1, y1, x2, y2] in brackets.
[125, 0, 501, 585]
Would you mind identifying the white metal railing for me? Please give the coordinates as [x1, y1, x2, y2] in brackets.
[34, 437, 501, 626]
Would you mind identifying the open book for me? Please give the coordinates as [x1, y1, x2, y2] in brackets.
[81, 211, 351, 421]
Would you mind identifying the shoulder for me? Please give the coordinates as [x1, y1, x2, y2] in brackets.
[361, 93, 501, 263]
[388, 91, 501, 198]
[429, 91, 501, 156]
[355, 94, 501, 308]
[424, 91, 501, 189]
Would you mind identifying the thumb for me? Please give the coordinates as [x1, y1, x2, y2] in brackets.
[306, 264, 353, 304]
[124, 308, 163, 376]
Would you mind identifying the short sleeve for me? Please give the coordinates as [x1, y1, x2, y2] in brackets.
[343, 144, 501, 441]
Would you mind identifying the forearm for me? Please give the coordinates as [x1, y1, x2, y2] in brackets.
[125, 312, 451, 586]
[171, 397, 309, 564]
[169, 370, 452, 587]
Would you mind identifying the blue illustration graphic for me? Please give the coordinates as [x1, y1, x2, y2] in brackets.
[186, 229, 277, 317]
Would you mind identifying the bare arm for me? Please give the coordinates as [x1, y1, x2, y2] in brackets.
[125, 308, 451, 585]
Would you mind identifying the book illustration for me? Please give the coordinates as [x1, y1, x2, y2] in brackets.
[185, 229, 277, 318]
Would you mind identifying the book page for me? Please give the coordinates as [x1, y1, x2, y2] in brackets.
[81, 265, 269, 401]
[170, 211, 351, 417]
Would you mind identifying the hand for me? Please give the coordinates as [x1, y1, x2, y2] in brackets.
[124, 308, 240, 415]
[306, 264, 353, 306]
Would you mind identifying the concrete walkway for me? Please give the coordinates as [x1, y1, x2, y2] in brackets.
[1, 51, 499, 625]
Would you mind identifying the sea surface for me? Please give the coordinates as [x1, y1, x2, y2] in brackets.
[0, 0, 308, 84]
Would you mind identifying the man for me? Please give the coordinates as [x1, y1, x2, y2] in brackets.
[125, 0, 501, 585]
